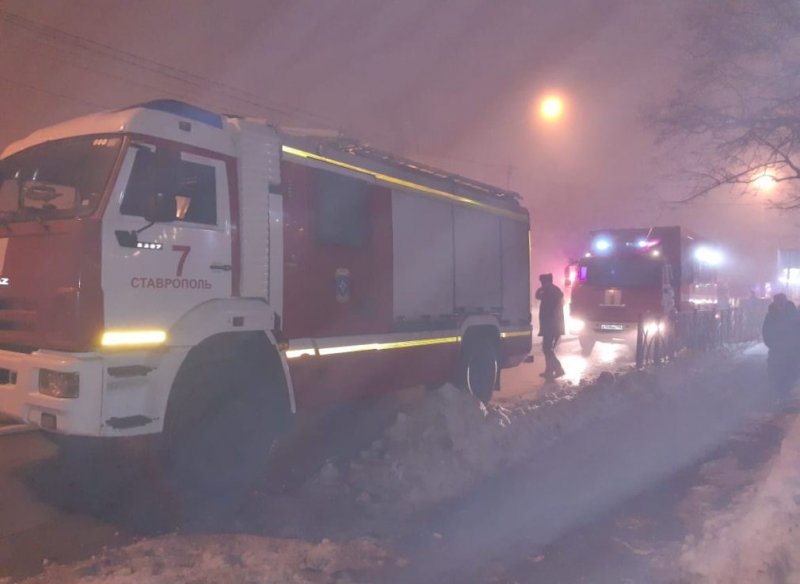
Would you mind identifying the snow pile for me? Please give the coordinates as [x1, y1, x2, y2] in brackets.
[7, 534, 388, 584]
[675, 454, 758, 535]
[680, 411, 800, 583]
[307, 368, 662, 510]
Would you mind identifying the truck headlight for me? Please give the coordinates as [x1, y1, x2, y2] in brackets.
[39, 370, 80, 399]
[643, 321, 665, 336]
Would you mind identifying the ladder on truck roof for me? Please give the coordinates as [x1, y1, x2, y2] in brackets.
[125, 101, 521, 211]
[280, 131, 524, 212]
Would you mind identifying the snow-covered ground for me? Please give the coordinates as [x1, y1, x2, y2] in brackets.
[2, 344, 777, 584]
[0, 535, 389, 584]
[681, 398, 800, 583]
[305, 369, 647, 513]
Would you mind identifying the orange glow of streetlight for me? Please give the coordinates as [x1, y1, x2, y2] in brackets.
[539, 95, 564, 122]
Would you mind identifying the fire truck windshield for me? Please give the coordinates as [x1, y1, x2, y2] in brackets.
[579, 256, 662, 288]
[0, 136, 122, 223]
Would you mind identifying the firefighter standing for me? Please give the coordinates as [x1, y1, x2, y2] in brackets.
[536, 273, 566, 379]
[762, 292, 799, 398]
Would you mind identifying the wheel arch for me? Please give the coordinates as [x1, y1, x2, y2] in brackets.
[163, 330, 294, 436]
[459, 318, 502, 350]
[167, 298, 277, 347]
[164, 297, 295, 407]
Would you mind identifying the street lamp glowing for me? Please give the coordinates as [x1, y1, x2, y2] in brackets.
[539, 95, 564, 121]
[754, 174, 777, 191]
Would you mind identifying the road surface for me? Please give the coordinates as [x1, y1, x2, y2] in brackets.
[498, 336, 634, 402]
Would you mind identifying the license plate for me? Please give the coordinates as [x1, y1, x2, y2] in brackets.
[600, 323, 624, 331]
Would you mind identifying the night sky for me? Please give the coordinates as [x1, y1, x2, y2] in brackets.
[0, 0, 794, 287]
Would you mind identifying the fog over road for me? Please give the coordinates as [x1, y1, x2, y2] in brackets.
[2, 345, 792, 584]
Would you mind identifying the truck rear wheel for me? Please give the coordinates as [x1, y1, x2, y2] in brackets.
[458, 335, 499, 403]
[161, 356, 286, 497]
[579, 336, 595, 357]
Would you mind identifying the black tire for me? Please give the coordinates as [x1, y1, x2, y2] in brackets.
[458, 335, 499, 403]
[579, 336, 595, 357]
[161, 356, 286, 497]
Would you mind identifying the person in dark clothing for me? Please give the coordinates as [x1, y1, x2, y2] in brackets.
[762, 292, 799, 397]
[535, 273, 566, 379]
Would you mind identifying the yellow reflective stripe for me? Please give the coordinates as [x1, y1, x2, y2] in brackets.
[282, 145, 528, 222]
[375, 336, 460, 350]
[285, 348, 315, 359]
[500, 330, 531, 339]
[285, 335, 460, 359]
[101, 329, 167, 347]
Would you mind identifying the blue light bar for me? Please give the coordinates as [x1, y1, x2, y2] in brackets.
[130, 100, 224, 129]
[593, 237, 612, 252]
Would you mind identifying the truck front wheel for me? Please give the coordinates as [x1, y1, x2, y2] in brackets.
[161, 356, 285, 496]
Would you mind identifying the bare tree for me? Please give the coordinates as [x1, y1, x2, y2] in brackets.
[653, 0, 800, 207]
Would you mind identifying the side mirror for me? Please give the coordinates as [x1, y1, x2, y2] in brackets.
[143, 191, 176, 224]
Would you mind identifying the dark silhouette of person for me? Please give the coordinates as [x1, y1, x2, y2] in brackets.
[535, 273, 566, 379]
[762, 292, 799, 397]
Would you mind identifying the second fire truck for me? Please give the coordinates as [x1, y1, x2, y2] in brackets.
[568, 226, 721, 356]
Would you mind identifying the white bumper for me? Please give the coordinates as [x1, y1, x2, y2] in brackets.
[0, 348, 173, 438]
[0, 349, 104, 436]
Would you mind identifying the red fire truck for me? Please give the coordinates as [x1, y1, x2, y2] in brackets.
[0, 100, 531, 479]
[568, 226, 721, 356]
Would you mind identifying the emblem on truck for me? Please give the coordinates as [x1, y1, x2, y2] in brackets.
[335, 268, 351, 303]
[0, 277, 9, 286]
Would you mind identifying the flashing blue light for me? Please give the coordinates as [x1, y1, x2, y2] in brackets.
[593, 238, 612, 252]
[636, 239, 648, 248]
[131, 100, 224, 129]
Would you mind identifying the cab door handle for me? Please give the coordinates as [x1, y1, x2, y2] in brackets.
[210, 263, 232, 271]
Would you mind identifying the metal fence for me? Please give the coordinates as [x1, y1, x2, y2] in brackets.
[635, 299, 770, 369]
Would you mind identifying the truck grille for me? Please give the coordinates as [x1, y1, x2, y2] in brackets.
[0, 298, 36, 331]
[0, 369, 17, 385]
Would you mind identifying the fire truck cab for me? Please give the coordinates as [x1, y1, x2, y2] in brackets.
[569, 226, 721, 356]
